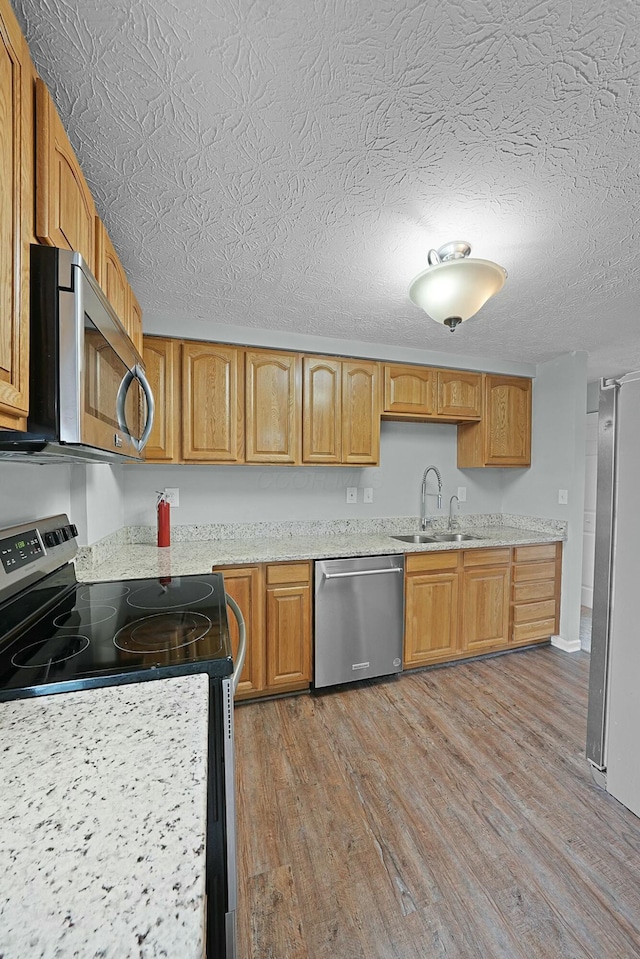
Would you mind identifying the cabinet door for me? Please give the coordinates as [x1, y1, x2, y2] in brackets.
[437, 370, 481, 418]
[245, 350, 301, 464]
[341, 360, 380, 465]
[95, 217, 128, 330]
[404, 570, 459, 667]
[460, 565, 510, 652]
[219, 565, 265, 700]
[0, 0, 29, 423]
[35, 77, 96, 272]
[383, 365, 434, 416]
[302, 356, 341, 463]
[142, 336, 179, 462]
[484, 375, 532, 466]
[128, 288, 144, 357]
[182, 341, 244, 462]
[265, 562, 311, 691]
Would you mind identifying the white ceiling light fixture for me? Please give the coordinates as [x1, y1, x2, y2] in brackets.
[409, 241, 507, 332]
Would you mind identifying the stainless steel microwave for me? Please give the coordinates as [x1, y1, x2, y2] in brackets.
[0, 245, 154, 463]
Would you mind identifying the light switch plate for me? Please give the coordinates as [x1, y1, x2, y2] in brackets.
[457, 486, 467, 502]
[363, 487, 373, 503]
[558, 489, 568, 505]
[346, 487, 357, 503]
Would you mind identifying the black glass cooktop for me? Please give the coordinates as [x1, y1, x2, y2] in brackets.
[0, 566, 233, 701]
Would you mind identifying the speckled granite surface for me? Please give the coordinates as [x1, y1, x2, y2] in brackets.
[0, 675, 208, 959]
[75, 515, 566, 582]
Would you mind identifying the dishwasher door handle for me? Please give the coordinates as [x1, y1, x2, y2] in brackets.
[322, 567, 403, 580]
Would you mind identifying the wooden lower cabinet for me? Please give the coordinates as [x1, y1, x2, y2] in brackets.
[215, 561, 312, 701]
[404, 552, 460, 666]
[511, 543, 562, 646]
[460, 556, 511, 653]
[404, 544, 560, 669]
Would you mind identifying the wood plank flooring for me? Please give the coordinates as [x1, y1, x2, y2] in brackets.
[234, 647, 640, 958]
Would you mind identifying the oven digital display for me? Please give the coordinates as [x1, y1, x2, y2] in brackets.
[0, 530, 43, 573]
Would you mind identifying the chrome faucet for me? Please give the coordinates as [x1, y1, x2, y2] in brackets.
[420, 466, 442, 530]
[448, 494, 460, 531]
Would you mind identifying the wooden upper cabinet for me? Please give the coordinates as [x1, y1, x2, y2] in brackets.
[128, 288, 144, 358]
[142, 336, 178, 462]
[458, 374, 532, 468]
[0, 0, 30, 425]
[182, 341, 244, 463]
[383, 365, 434, 417]
[382, 365, 480, 422]
[35, 77, 96, 272]
[245, 350, 301, 464]
[95, 217, 128, 329]
[303, 356, 341, 464]
[341, 360, 380, 465]
[436, 370, 481, 418]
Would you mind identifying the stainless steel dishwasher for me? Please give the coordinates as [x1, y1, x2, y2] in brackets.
[314, 555, 405, 688]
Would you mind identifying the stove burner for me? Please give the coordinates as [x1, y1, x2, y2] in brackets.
[53, 605, 117, 628]
[78, 583, 130, 602]
[126, 580, 214, 611]
[113, 611, 213, 654]
[12, 635, 90, 668]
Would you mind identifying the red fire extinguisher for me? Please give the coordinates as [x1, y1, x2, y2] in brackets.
[157, 491, 171, 548]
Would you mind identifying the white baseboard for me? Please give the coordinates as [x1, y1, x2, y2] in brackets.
[551, 634, 582, 653]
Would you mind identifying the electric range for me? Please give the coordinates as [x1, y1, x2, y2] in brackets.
[0, 514, 240, 959]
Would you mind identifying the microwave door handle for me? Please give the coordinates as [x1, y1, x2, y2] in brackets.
[135, 364, 155, 452]
[116, 365, 155, 452]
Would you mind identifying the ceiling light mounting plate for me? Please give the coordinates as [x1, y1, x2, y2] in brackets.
[429, 241, 471, 264]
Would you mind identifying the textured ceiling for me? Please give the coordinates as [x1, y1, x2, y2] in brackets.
[11, 0, 640, 379]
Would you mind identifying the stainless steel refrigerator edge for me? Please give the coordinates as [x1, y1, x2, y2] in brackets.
[587, 373, 640, 818]
[314, 555, 404, 688]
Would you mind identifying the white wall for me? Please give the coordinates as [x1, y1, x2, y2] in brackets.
[0, 463, 72, 527]
[70, 465, 125, 546]
[122, 421, 504, 527]
[501, 352, 588, 649]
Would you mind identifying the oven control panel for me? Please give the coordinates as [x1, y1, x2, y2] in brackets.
[0, 529, 44, 573]
[0, 514, 78, 603]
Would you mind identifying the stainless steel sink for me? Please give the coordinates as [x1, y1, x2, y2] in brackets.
[391, 534, 438, 544]
[391, 532, 479, 544]
[428, 532, 479, 542]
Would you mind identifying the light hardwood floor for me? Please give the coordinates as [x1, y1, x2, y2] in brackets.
[235, 647, 640, 958]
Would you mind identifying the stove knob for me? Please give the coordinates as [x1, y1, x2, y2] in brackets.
[69, 524, 78, 538]
[44, 531, 57, 548]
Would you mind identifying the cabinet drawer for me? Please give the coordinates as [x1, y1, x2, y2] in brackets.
[513, 580, 556, 603]
[463, 547, 510, 568]
[513, 599, 557, 624]
[266, 562, 311, 585]
[512, 561, 557, 583]
[405, 550, 459, 573]
[513, 618, 556, 644]
[513, 544, 559, 564]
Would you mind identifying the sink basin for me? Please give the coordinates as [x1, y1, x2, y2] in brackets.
[391, 532, 479, 544]
[391, 534, 438, 544]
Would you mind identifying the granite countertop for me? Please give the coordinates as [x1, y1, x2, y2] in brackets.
[0, 675, 209, 959]
[75, 520, 566, 583]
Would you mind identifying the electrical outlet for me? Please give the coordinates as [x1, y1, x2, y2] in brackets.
[346, 487, 357, 503]
[164, 487, 180, 507]
[363, 487, 373, 503]
[457, 486, 467, 502]
[558, 489, 568, 505]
